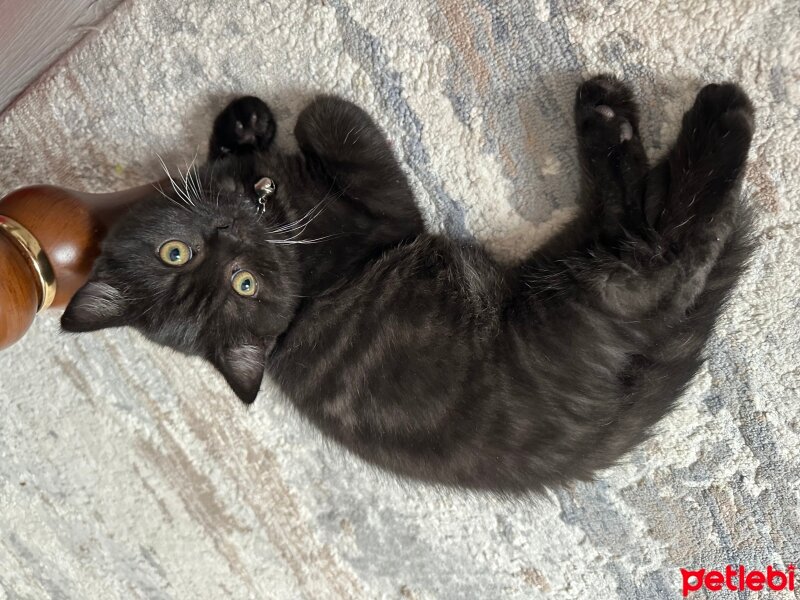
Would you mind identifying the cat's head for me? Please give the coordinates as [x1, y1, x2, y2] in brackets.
[62, 177, 301, 403]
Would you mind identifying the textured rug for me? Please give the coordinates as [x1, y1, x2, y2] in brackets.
[1, 1, 798, 598]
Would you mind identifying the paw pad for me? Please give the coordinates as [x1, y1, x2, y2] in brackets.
[619, 121, 633, 142]
[583, 104, 634, 145]
[595, 105, 615, 120]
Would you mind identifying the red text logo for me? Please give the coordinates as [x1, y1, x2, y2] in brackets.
[681, 565, 795, 596]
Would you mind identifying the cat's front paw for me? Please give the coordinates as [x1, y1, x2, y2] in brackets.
[209, 96, 276, 159]
[575, 75, 640, 146]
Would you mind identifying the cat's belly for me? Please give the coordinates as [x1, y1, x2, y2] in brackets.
[265, 235, 511, 478]
[269, 282, 492, 434]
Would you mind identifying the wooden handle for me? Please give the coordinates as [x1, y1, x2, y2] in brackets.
[0, 183, 157, 349]
[0, 232, 39, 348]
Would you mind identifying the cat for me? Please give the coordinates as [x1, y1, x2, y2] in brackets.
[61, 76, 756, 492]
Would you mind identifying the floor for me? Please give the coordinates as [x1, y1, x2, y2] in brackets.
[0, 0, 122, 114]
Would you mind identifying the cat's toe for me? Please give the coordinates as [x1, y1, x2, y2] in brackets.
[209, 96, 276, 159]
[693, 83, 754, 118]
[681, 83, 754, 167]
[576, 75, 639, 124]
[575, 75, 641, 147]
[594, 104, 615, 120]
[691, 83, 754, 140]
[619, 120, 633, 142]
[578, 75, 632, 103]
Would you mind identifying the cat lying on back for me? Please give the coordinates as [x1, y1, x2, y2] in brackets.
[62, 76, 755, 492]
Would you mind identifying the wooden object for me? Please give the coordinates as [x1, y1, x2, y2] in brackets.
[0, 183, 155, 349]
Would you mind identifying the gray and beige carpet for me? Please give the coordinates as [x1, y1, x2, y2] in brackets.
[1, 1, 798, 598]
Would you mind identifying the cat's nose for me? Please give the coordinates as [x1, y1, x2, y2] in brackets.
[213, 218, 233, 230]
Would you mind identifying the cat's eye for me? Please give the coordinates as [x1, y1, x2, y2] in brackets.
[158, 240, 192, 266]
[231, 270, 257, 297]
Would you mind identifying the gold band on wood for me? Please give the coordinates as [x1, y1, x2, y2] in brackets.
[0, 215, 57, 311]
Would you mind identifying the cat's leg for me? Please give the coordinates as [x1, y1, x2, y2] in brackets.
[593, 83, 754, 320]
[645, 83, 754, 247]
[208, 96, 276, 160]
[294, 96, 424, 235]
[205, 96, 277, 194]
[574, 75, 650, 240]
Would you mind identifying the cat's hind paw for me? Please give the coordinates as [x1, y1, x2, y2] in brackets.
[575, 75, 640, 147]
[684, 83, 754, 154]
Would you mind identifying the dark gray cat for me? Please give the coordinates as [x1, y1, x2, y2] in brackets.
[62, 76, 755, 492]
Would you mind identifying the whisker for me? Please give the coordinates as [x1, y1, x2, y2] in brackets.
[271, 197, 336, 236]
[266, 198, 326, 234]
[189, 152, 205, 202]
[265, 178, 346, 240]
[266, 233, 345, 245]
[180, 153, 202, 206]
[157, 154, 194, 207]
[151, 181, 192, 212]
[266, 176, 339, 234]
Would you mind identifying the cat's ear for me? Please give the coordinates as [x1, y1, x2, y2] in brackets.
[212, 343, 268, 404]
[61, 281, 129, 332]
